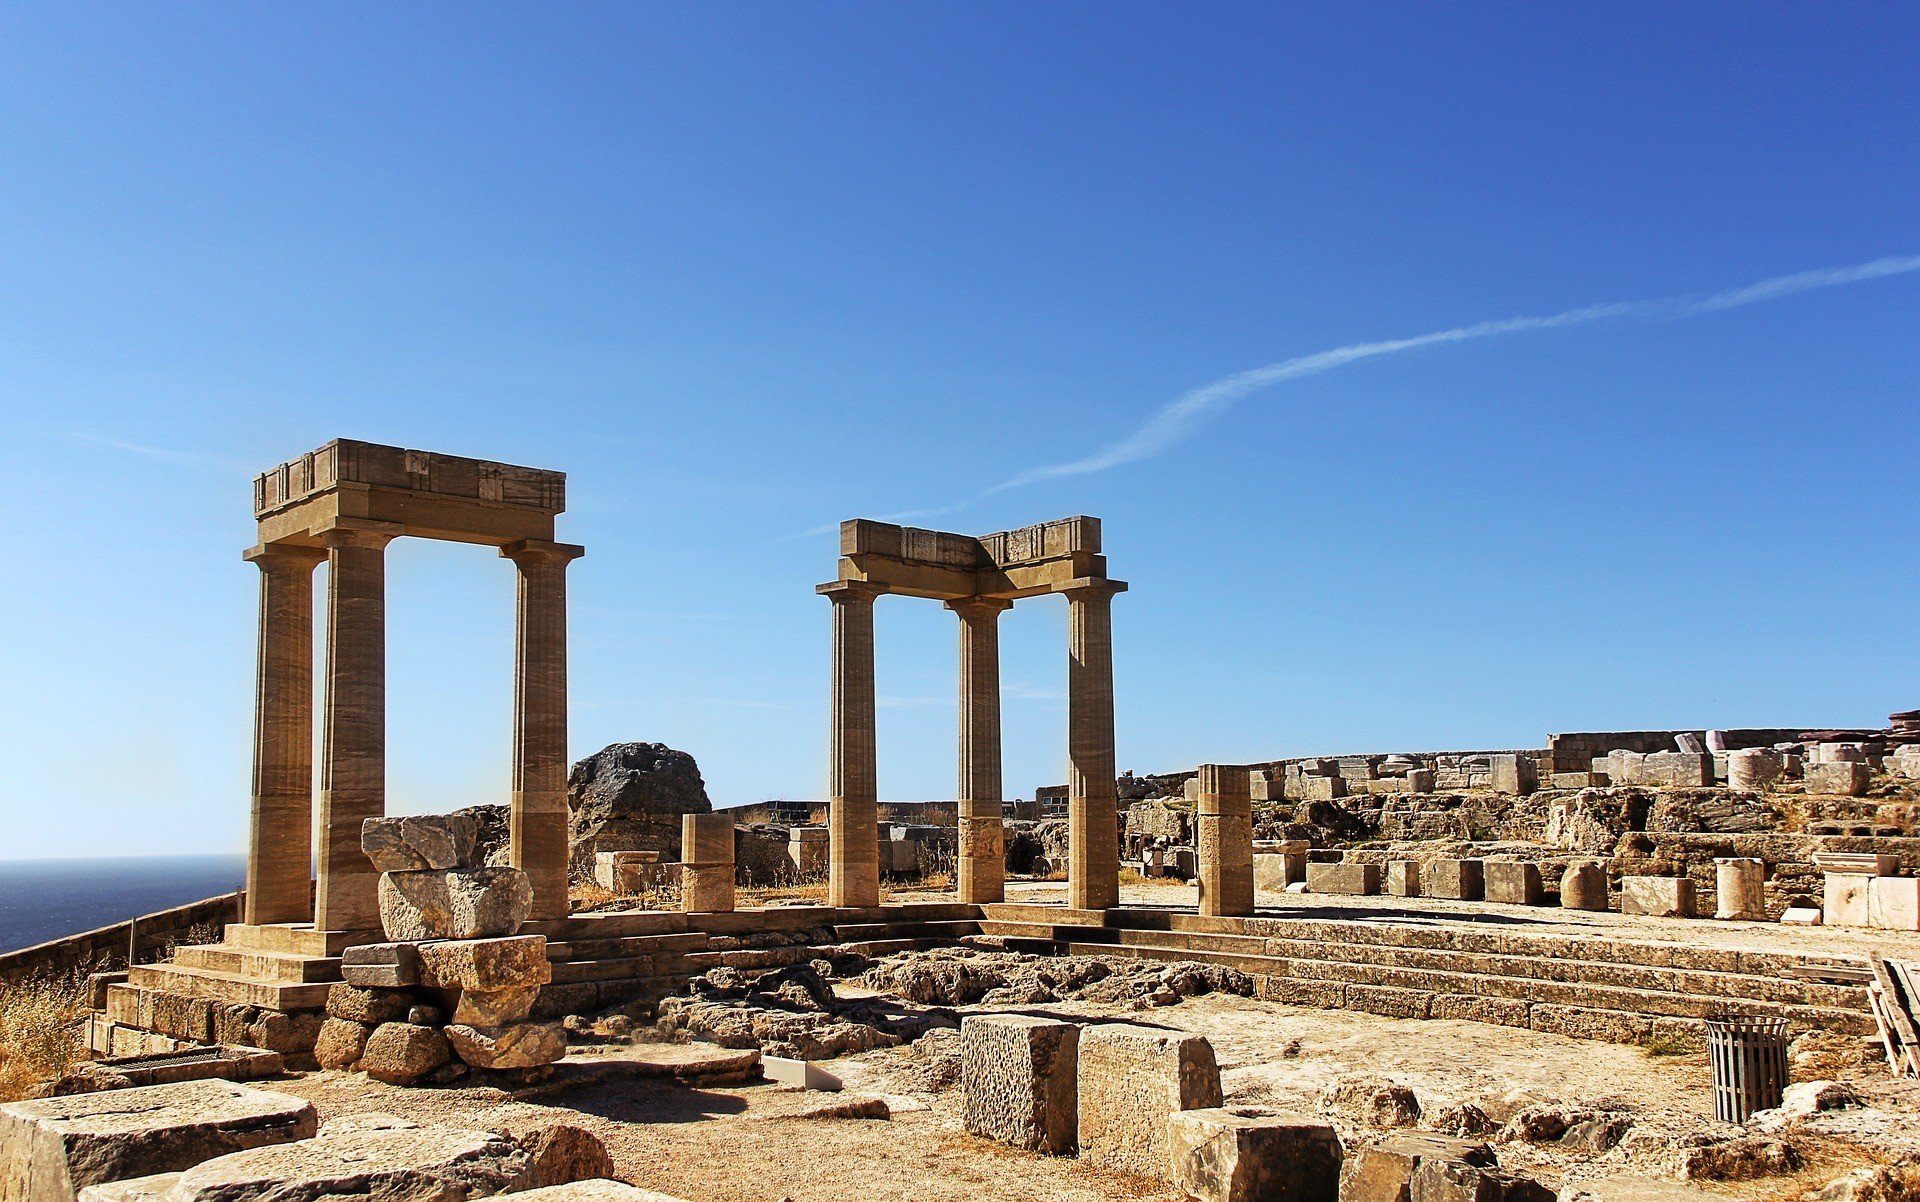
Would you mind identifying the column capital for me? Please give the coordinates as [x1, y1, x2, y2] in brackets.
[817, 580, 886, 605]
[1059, 577, 1128, 601]
[318, 518, 404, 551]
[243, 543, 328, 570]
[944, 595, 1014, 620]
[501, 538, 586, 567]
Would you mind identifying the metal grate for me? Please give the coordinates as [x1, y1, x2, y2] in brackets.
[1705, 1013, 1790, 1124]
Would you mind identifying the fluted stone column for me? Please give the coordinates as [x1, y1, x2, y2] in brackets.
[823, 582, 883, 908]
[505, 539, 585, 922]
[1065, 581, 1125, 911]
[243, 544, 326, 926]
[949, 597, 1012, 905]
[1196, 763, 1254, 917]
[315, 523, 396, 934]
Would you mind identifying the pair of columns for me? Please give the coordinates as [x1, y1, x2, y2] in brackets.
[823, 581, 1123, 910]
[245, 526, 582, 931]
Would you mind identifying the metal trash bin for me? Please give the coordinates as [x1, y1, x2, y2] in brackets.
[1705, 1013, 1790, 1123]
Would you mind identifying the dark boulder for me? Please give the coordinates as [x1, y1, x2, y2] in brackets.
[568, 742, 712, 870]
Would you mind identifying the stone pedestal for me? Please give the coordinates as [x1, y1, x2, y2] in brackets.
[1306, 862, 1378, 896]
[1727, 748, 1784, 793]
[1713, 858, 1767, 921]
[315, 524, 396, 935]
[1489, 754, 1536, 796]
[823, 583, 882, 908]
[594, 851, 663, 894]
[682, 813, 736, 913]
[1196, 765, 1254, 918]
[1066, 583, 1123, 911]
[1386, 861, 1420, 898]
[504, 540, 584, 922]
[788, 827, 829, 876]
[950, 598, 1012, 905]
[1484, 862, 1544, 906]
[244, 545, 326, 926]
[1561, 862, 1610, 911]
[1620, 876, 1695, 918]
[1425, 859, 1484, 901]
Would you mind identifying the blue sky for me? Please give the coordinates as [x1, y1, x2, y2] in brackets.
[0, 4, 1915, 858]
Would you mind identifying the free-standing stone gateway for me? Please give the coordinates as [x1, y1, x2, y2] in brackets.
[242, 440, 582, 934]
[819, 517, 1124, 909]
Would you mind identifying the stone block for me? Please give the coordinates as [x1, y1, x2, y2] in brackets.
[1805, 761, 1870, 796]
[313, 1019, 372, 1071]
[378, 867, 533, 941]
[1253, 853, 1306, 892]
[681, 812, 734, 864]
[1411, 1158, 1554, 1201]
[360, 813, 479, 872]
[1810, 742, 1868, 764]
[1812, 852, 1898, 874]
[449, 985, 541, 1026]
[1386, 861, 1420, 898]
[1306, 862, 1378, 896]
[959, 1015, 1079, 1154]
[0, 1080, 316, 1202]
[1076, 1022, 1222, 1180]
[1404, 769, 1436, 793]
[1619, 876, 1695, 918]
[1548, 772, 1594, 790]
[161, 1115, 528, 1202]
[1640, 752, 1713, 788]
[1424, 860, 1483, 901]
[325, 983, 411, 1025]
[1339, 1134, 1493, 1202]
[1166, 1108, 1341, 1202]
[681, 865, 735, 913]
[1824, 871, 1874, 928]
[1296, 776, 1347, 802]
[340, 943, 419, 988]
[418, 935, 551, 992]
[1488, 755, 1536, 796]
[1483, 862, 1543, 906]
[788, 828, 830, 875]
[1560, 862, 1609, 911]
[359, 1023, 452, 1086]
[444, 1022, 567, 1069]
[593, 851, 663, 894]
[681, 813, 736, 913]
[1869, 877, 1920, 931]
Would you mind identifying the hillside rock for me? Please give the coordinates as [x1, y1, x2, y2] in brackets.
[568, 743, 712, 869]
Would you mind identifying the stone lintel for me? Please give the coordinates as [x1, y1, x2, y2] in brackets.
[242, 543, 327, 567]
[254, 440, 564, 549]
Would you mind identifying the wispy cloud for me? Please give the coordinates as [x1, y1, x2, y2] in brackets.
[989, 252, 1920, 492]
[59, 433, 251, 472]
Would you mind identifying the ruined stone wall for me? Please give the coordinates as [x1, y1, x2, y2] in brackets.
[0, 891, 244, 982]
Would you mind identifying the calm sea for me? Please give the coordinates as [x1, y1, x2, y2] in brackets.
[0, 854, 247, 954]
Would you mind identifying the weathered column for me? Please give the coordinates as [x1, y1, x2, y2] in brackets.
[822, 582, 883, 908]
[948, 596, 1013, 905]
[243, 543, 326, 926]
[1715, 857, 1767, 921]
[503, 539, 585, 922]
[1196, 763, 1254, 917]
[315, 523, 397, 933]
[682, 812, 737, 912]
[1065, 581, 1126, 911]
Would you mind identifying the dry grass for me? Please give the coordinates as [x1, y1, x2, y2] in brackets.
[0, 969, 90, 1100]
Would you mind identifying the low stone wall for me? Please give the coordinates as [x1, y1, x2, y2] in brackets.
[0, 891, 243, 983]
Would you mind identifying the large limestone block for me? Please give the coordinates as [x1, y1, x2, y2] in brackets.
[515, 1125, 613, 1191]
[325, 983, 410, 1026]
[1727, 749, 1784, 793]
[377, 867, 532, 941]
[164, 1114, 527, 1202]
[1640, 752, 1712, 788]
[339, 943, 419, 989]
[418, 936, 551, 992]
[959, 1015, 1079, 1154]
[1805, 761, 1870, 796]
[1620, 876, 1695, 918]
[1305, 862, 1378, 897]
[1076, 1023, 1222, 1180]
[1483, 862, 1543, 906]
[0, 1080, 316, 1202]
[449, 986, 541, 1026]
[1488, 754, 1536, 797]
[1339, 1134, 1493, 1202]
[359, 1023, 452, 1086]
[1254, 853, 1306, 892]
[1167, 1108, 1341, 1202]
[312, 1020, 372, 1071]
[1410, 1157, 1554, 1201]
[1424, 860, 1483, 901]
[444, 1022, 567, 1070]
[360, 814, 479, 872]
[1385, 862, 1420, 898]
[679, 865, 734, 914]
[1714, 858, 1767, 921]
[1868, 877, 1920, 931]
[1560, 862, 1609, 911]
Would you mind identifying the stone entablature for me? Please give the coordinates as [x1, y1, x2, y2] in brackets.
[252, 439, 566, 547]
[835, 515, 1108, 600]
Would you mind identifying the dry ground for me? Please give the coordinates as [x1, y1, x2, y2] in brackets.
[269, 983, 1920, 1202]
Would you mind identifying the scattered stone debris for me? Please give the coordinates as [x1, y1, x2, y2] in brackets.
[1674, 1132, 1803, 1181]
[860, 946, 1255, 1009]
[653, 964, 956, 1060]
[1320, 1077, 1422, 1129]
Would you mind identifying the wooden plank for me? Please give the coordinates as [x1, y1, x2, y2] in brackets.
[1782, 964, 1874, 985]
[1867, 985, 1904, 1073]
[1893, 961, 1920, 1077]
[1871, 958, 1920, 1078]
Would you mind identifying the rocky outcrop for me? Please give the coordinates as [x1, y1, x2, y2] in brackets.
[567, 743, 712, 871]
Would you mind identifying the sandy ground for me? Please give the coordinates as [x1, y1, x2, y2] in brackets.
[269, 981, 1920, 1202]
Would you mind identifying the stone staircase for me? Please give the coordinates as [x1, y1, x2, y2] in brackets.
[972, 903, 1875, 1047]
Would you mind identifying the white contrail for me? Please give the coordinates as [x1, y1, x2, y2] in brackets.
[988, 253, 1920, 493]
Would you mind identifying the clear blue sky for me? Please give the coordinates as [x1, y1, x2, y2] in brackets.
[1, 4, 1915, 858]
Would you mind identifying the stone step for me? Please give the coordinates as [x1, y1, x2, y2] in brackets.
[548, 956, 659, 985]
[170, 945, 341, 983]
[832, 937, 950, 958]
[523, 911, 692, 939]
[545, 932, 710, 962]
[221, 923, 375, 958]
[829, 920, 980, 942]
[127, 964, 329, 1011]
[979, 902, 1113, 926]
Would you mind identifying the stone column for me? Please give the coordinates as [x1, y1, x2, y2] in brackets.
[243, 544, 326, 926]
[1065, 581, 1126, 911]
[682, 813, 736, 913]
[949, 596, 1013, 905]
[1196, 764, 1254, 917]
[1715, 857, 1767, 921]
[315, 523, 396, 934]
[822, 582, 883, 908]
[503, 539, 585, 922]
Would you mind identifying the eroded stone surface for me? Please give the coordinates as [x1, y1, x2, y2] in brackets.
[1167, 1108, 1341, 1202]
[358, 1023, 452, 1086]
[164, 1113, 528, 1202]
[0, 1080, 315, 1202]
[417, 936, 551, 992]
[449, 986, 541, 1027]
[1076, 1022, 1222, 1180]
[377, 867, 533, 941]
[361, 814, 479, 872]
[959, 1015, 1079, 1154]
[444, 1022, 567, 1070]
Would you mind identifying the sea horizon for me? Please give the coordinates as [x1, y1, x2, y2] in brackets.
[0, 852, 247, 955]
